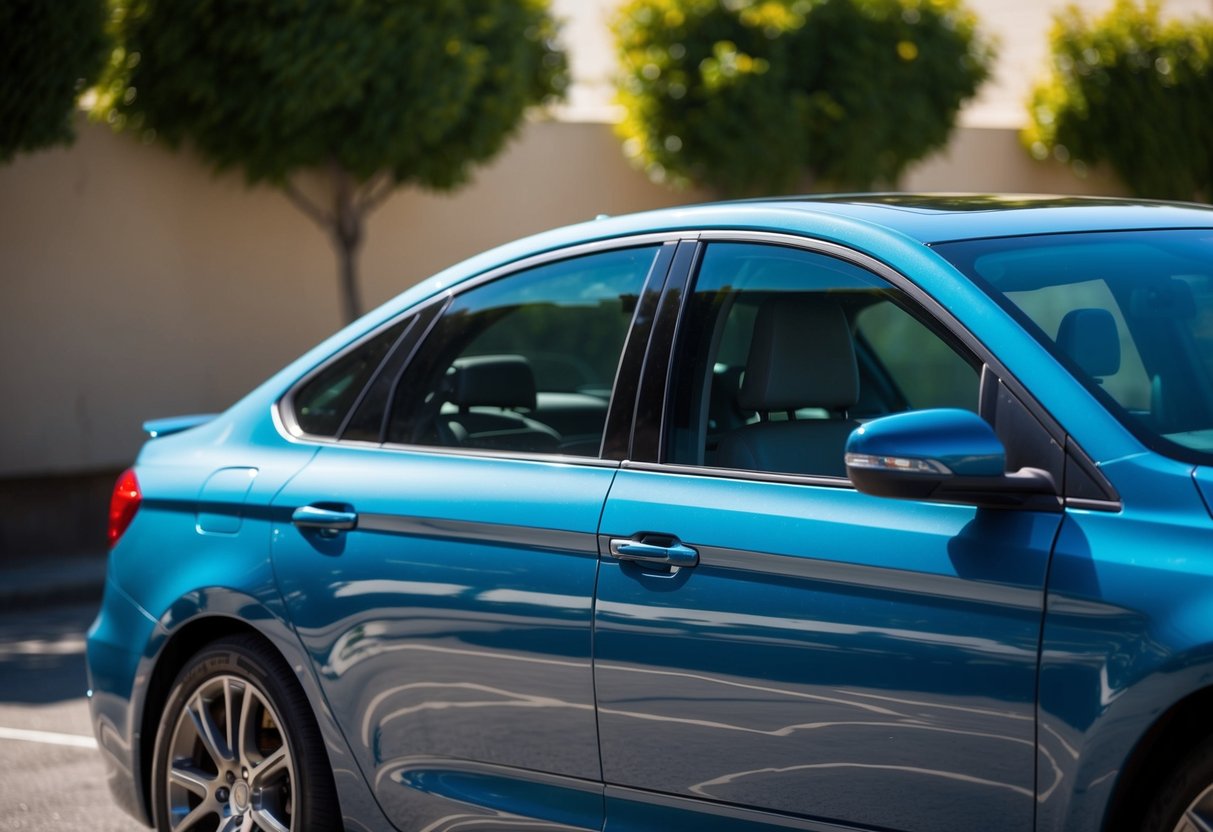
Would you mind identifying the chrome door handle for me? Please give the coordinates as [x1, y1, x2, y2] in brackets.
[608, 536, 699, 568]
[292, 505, 358, 535]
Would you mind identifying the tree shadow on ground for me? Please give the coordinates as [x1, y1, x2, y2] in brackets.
[0, 603, 98, 705]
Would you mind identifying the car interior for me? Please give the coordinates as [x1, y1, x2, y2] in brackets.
[669, 287, 980, 478]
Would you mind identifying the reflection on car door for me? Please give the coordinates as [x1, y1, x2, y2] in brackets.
[593, 240, 1062, 831]
[271, 244, 669, 831]
[274, 449, 613, 829]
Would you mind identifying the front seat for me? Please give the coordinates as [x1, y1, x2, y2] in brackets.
[715, 296, 860, 477]
[1055, 308, 1121, 382]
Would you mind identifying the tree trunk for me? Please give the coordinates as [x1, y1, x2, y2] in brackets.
[331, 164, 364, 324]
[335, 228, 362, 325]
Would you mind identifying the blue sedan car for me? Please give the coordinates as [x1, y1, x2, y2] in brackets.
[89, 195, 1213, 832]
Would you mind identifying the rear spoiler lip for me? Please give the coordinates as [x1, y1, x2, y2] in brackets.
[142, 413, 218, 438]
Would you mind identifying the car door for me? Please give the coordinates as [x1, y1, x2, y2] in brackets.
[271, 242, 672, 831]
[594, 237, 1065, 831]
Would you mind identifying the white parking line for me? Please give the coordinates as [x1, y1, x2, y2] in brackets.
[0, 726, 97, 749]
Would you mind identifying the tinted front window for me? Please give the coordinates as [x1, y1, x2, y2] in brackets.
[386, 246, 658, 456]
[936, 229, 1213, 461]
[666, 242, 979, 476]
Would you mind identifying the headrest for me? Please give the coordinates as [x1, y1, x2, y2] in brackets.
[738, 296, 858, 412]
[1056, 308, 1120, 378]
[450, 355, 536, 410]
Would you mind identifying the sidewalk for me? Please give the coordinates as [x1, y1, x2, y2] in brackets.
[0, 554, 107, 610]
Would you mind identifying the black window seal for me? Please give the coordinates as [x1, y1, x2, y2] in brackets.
[374, 441, 623, 469]
[356, 295, 451, 443]
[601, 241, 679, 460]
[630, 240, 701, 462]
[332, 315, 420, 440]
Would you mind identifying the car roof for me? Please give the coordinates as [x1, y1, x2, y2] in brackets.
[608, 193, 1213, 247]
[412, 193, 1213, 299]
[761, 193, 1213, 243]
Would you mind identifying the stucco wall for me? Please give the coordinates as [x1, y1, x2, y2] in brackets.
[0, 116, 1119, 478]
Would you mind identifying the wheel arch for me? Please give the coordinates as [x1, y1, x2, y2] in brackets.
[1102, 684, 1213, 831]
[129, 578, 395, 831]
[136, 613, 280, 822]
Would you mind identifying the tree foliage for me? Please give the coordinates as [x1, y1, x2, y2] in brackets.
[1025, 0, 1213, 202]
[613, 0, 993, 195]
[95, 0, 567, 322]
[0, 0, 109, 163]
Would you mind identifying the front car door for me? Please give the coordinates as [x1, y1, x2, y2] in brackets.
[594, 237, 1067, 831]
[271, 242, 672, 830]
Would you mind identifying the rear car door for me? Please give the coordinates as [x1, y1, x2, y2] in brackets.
[594, 237, 1065, 831]
[271, 242, 672, 830]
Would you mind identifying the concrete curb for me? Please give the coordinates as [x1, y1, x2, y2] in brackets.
[0, 555, 108, 611]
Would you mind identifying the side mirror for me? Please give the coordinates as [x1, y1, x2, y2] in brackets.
[845, 409, 1059, 510]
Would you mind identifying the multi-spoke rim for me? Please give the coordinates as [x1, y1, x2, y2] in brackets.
[165, 674, 296, 832]
[1174, 784, 1213, 832]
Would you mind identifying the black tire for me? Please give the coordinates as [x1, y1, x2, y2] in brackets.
[150, 634, 340, 832]
[1142, 734, 1213, 831]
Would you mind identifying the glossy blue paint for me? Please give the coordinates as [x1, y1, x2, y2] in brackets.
[1192, 467, 1213, 519]
[84, 576, 158, 823]
[270, 444, 615, 831]
[86, 196, 1213, 832]
[596, 468, 1058, 832]
[142, 413, 218, 438]
[846, 408, 1006, 475]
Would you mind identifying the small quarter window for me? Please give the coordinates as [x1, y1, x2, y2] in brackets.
[290, 321, 406, 437]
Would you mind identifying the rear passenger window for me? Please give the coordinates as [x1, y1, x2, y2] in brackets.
[386, 247, 659, 456]
[666, 242, 979, 477]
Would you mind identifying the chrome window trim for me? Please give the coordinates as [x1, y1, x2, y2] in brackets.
[622, 459, 850, 489]
[376, 441, 623, 469]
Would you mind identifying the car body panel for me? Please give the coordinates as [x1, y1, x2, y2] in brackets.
[89, 424, 398, 830]
[596, 468, 1059, 831]
[1037, 453, 1213, 831]
[1192, 466, 1213, 519]
[270, 445, 616, 830]
[85, 196, 1213, 832]
[85, 575, 159, 823]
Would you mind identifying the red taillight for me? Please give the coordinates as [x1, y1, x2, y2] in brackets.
[108, 468, 142, 548]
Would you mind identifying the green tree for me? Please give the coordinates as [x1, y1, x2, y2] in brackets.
[1025, 0, 1213, 202]
[613, 0, 992, 195]
[94, 0, 567, 323]
[0, 0, 108, 163]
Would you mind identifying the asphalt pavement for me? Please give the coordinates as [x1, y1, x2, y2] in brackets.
[0, 555, 107, 612]
[0, 555, 139, 831]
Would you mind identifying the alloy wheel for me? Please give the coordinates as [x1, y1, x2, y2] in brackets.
[164, 674, 296, 832]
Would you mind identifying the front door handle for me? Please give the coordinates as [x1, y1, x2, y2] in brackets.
[608, 536, 699, 568]
[292, 505, 358, 536]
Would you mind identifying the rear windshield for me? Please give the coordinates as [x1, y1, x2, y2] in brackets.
[935, 229, 1213, 464]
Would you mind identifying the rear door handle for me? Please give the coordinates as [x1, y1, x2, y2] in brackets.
[608, 536, 699, 568]
[292, 505, 358, 536]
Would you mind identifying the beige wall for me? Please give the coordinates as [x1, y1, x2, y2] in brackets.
[0, 116, 1119, 478]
